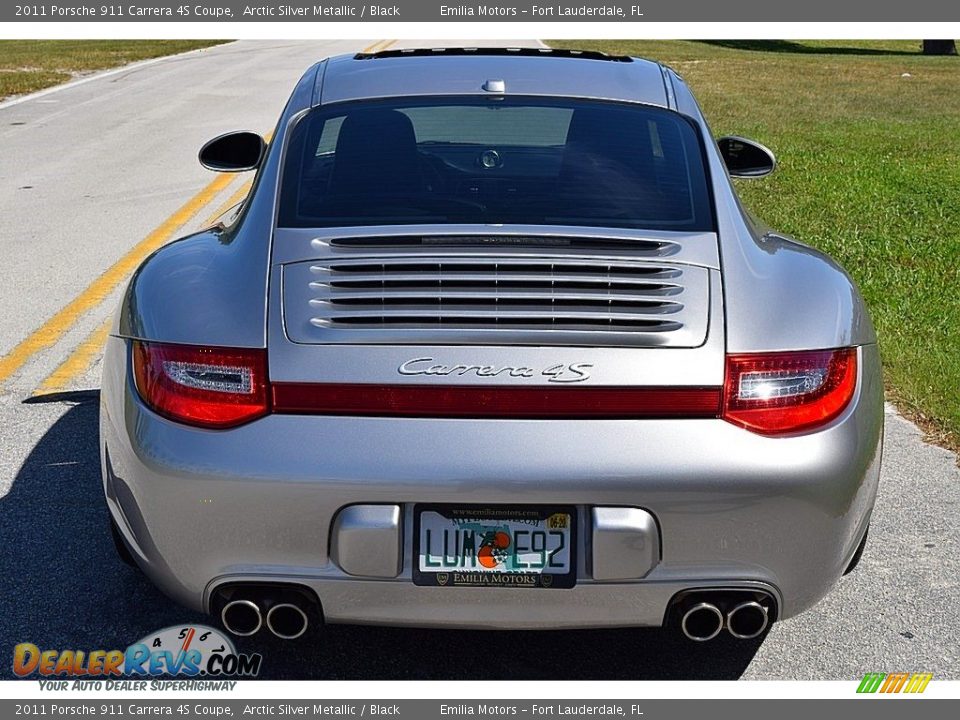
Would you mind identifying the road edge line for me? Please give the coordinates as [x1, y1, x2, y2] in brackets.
[0, 41, 237, 112]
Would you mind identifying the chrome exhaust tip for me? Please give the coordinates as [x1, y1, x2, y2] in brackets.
[221, 599, 263, 637]
[266, 602, 309, 640]
[680, 602, 724, 642]
[726, 601, 769, 640]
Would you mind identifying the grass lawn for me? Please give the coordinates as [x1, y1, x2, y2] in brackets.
[552, 40, 960, 453]
[0, 40, 229, 99]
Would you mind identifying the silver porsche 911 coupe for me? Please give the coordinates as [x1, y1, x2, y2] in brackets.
[100, 47, 883, 643]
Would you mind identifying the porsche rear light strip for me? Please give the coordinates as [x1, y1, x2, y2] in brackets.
[133, 342, 856, 432]
[271, 383, 722, 420]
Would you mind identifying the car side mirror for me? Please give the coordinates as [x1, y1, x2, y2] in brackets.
[198, 131, 266, 172]
[717, 136, 777, 178]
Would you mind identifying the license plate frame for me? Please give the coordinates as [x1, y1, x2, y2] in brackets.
[412, 504, 577, 589]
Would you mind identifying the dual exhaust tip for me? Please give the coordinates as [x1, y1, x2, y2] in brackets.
[221, 598, 310, 640]
[222, 587, 765, 642]
[680, 599, 770, 642]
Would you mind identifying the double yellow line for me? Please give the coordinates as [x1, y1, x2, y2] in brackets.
[35, 319, 113, 395]
[15, 40, 397, 396]
[5, 171, 236, 393]
[363, 39, 397, 54]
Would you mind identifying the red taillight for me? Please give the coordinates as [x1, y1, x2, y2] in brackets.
[131, 342, 854, 431]
[132, 342, 269, 428]
[723, 348, 858, 435]
[271, 383, 721, 419]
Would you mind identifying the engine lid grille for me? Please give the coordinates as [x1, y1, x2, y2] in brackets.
[282, 256, 710, 347]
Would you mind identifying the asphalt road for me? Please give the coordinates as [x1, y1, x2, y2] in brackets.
[0, 40, 958, 682]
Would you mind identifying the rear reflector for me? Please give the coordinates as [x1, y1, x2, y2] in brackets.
[132, 342, 269, 428]
[271, 383, 722, 419]
[723, 348, 857, 435]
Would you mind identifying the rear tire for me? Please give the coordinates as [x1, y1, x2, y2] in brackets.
[109, 515, 136, 567]
[843, 525, 869, 575]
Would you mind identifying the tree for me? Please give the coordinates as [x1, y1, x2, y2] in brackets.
[922, 40, 958, 55]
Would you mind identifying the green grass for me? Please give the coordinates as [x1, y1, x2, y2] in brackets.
[554, 40, 960, 450]
[0, 40, 229, 99]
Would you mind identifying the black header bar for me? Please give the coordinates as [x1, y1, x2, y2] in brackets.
[7, 1, 957, 22]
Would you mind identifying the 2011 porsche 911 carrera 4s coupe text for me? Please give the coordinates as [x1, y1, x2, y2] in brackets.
[100, 47, 883, 643]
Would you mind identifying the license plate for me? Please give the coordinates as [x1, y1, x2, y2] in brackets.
[413, 505, 576, 589]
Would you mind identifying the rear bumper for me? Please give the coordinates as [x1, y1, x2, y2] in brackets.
[100, 338, 883, 628]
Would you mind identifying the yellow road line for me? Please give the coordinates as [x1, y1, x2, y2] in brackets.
[361, 39, 396, 53]
[22, 41, 398, 395]
[33, 318, 112, 395]
[0, 171, 236, 387]
[202, 179, 253, 227]
[27, 129, 273, 393]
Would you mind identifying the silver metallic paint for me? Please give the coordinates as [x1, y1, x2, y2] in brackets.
[316, 54, 669, 107]
[330, 504, 403, 578]
[101, 337, 882, 623]
[590, 507, 660, 581]
[102, 52, 884, 630]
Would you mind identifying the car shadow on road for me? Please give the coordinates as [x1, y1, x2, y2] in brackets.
[2, 394, 765, 680]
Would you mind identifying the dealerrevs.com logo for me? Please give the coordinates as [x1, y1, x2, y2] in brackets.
[13, 625, 262, 682]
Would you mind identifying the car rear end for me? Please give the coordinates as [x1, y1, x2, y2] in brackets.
[101, 53, 882, 641]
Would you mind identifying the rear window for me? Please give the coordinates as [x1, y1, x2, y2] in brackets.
[278, 96, 714, 231]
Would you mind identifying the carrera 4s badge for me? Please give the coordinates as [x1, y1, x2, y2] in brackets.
[398, 357, 593, 383]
